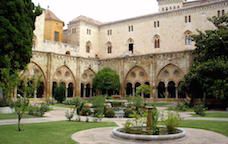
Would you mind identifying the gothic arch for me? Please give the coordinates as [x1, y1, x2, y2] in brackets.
[19, 62, 47, 98]
[156, 63, 184, 86]
[124, 66, 149, 87]
[81, 68, 96, 85]
[81, 68, 96, 97]
[53, 65, 76, 85]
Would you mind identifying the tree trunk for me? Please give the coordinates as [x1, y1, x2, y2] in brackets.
[18, 114, 21, 131]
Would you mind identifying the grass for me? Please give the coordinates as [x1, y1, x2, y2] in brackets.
[0, 121, 116, 144]
[0, 113, 38, 120]
[152, 102, 173, 107]
[52, 103, 74, 108]
[180, 120, 228, 136]
[192, 111, 228, 118]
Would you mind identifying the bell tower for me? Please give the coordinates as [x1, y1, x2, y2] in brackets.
[157, 0, 186, 12]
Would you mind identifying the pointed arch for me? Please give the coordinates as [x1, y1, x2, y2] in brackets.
[124, 66, 149, 85]
[156, 63, 184, 86]
[19, 62, 47, 98]
[53, 65, 76, 98]
[53, 65, 76, 85]
[81, 68, 96, 97]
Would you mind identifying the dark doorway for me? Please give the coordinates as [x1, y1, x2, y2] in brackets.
[126, 83, 133, 96]
[86, 84, 90, 97]
[157, 82, 166, 98]
[67, 83, 74, 97]
[168, 81, 176, 98]
[37, 82, 44, 98]
[81, 83, 84, 97]
[52, 82, 57, 97]
[135, 82, 141, 96]
[144, 82, 150, 98]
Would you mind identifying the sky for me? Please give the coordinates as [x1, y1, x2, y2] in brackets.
[32, 0, 159, 25]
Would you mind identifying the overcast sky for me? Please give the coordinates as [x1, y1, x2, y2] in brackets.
[32, 0, 159, 25]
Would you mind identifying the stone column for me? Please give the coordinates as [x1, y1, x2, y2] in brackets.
[34, 90, 37, 98]
[165, 87, 168, 99]
[83, 85, 86, 98]
[46, 53, 52, 99]
[175, 87, 178, 99]
[65, 85, 68, 98]
[132, 87, 135, 96]
[75, 58, 81, 97]
[90, 87, 93, 97]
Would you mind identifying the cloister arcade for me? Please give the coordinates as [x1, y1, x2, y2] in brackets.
[20, 59, 187, 100]
[18, 62, 46, 98]
[80, 68, 96, 98]
[52, 65, 75, 98]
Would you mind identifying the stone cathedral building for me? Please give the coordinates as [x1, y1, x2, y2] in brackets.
[25, 0, 227, 101]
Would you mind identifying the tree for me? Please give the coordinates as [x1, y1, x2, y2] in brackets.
[93, 68, 120, 96]
[54, 84, 66, 103]
[183, 15, 228, 106]
[13, 96, 29, 131]
[136, 84, 151, 97]
[0, 0, 42, 99]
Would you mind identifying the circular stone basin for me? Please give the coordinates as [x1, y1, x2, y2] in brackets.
[112, 127, 186, 141]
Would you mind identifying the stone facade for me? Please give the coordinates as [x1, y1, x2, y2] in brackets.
[23, 0, 228, 100]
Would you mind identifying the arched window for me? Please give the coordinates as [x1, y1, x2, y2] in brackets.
[106, 41, 112, 54]
[86, 41, 91, 53]
[184, 31, 192, 45]
[65, 51, 70, 55]
[126, 83, 133, 96]
[154, 35, 160, 48]
[157, 82, 165, 98]
[168, 81, 176, 98]
[67, 83, 74, 97]
[128, 38, 134, 54]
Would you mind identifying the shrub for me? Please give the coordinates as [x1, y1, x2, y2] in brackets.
[128, 96, 144, 114]
[110, 101, 123, 107]
[124, 108, 134, 118]
[46, 97, 57, 105]
[194, 104, 206, 116]
[80, 107, 92, 116]
[151, 108, 159, 135]
[164, 112, 181, 134]
[28, 103, 49, 117]
[91, 96, 105, 108]
[176, 103, 189, 111]
[40, 103, 50, 112]
[65, 109, 74, 121]
[63, 97, 82, 107]
[104, 108, 115, 118]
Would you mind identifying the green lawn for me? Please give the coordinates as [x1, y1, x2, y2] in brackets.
[180, 120, 228, 136]
[0, 121, 116, 144]
[52, 103, 74, 108]
[192, 111, 228, 118]
[0, 113, 38, 120]
[152, 102, 173, 107]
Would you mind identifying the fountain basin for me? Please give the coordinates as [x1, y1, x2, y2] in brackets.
[112, 127, 186, 141]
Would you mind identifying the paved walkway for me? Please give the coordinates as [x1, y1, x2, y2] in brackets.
[71, 127, 228, 144]
[0, 107, 228, 126]
[0, 107, 66, 126]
